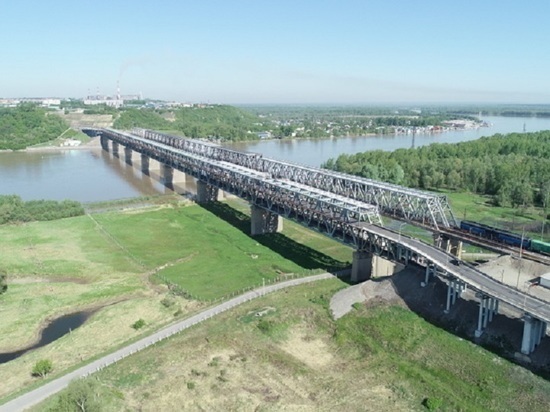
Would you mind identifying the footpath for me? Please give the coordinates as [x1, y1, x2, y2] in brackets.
[0, 273, 334, 412]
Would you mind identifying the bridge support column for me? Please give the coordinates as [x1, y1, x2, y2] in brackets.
[351, 252, 405, 283]
[160, 164, 174, 188]
[422, 264, 436, 287]
[250, 205, 283, 235]
[100, 135, 109, 151]
[521, 315, 547, 355]
[140, 154, 150, 175]
[196, 180, 223, 203]
[351, 251, 372, 283]
[434, 234, 463, 258]
[444, 278, 466, 313]
[397, 245, 412, 264]
[124, 146, 133, 165]
[474, 294, 498, 338]
[111, 141, 119, 157]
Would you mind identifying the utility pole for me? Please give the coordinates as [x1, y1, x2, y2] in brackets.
[516, 227, 525, 289]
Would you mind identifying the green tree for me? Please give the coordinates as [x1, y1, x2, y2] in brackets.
[32, 359, 53, 378]
[54, 380, 102, 412]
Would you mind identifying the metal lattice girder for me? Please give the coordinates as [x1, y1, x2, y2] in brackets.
[253, 161, 457, 230]
[101, 129, 382, 243]
[132, 129, 456, 229]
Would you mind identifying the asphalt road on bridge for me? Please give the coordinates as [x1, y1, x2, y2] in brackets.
[366, 224, 550, 323]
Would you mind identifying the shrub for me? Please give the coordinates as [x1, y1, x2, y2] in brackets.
[422, 397, 443, 411]
[32, 359, 53, 378]
[131, 319, 146, 330]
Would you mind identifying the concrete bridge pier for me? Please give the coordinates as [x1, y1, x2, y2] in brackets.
[160, 164, 174, 188]
[124, 146, 133, 165]
[100, 135, 109, 151]
[250, 205, 283, 235]
[474, 294, 498, 338]
[111, 141, 119, 157]
[434, 234, 463, 258]
[196, 180, 224, 203]
[140, 154, 150, 175]
[444, 277, 466, 313]
[351, 251, 405, 283]
[521, 315, 547, 355]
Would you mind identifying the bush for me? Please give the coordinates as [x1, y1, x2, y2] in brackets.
[186, 381, 196, 390]
[422, 397, 443, 411]
[32, 359, 53, 378]
[161, 297, 175, 308]
[257, 319, 275, 334]
[131, 319, 146, 330]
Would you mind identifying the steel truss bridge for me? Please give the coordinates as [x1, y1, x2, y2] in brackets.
[94, 128, 549, 353]
[131, 128, 457, 230]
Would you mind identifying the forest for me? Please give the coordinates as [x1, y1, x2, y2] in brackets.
[113, 105, 264, 141]
[322, 131, 550, 210]
[0, 195, 84, 224]
[0, 104, 68, 150]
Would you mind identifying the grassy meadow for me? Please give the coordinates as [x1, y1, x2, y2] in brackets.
[33, 279, 550, 411]
[0, 201, 351, 401]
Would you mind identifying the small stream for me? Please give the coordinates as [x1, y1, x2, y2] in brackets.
[0, 311, 92, 364]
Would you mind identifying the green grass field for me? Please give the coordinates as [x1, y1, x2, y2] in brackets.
[33, 279, 550, 411]
[445, 190, 549, 242]
[0, 201, 351, 400]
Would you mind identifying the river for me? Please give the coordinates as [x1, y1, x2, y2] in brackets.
[1, 116, 549, 202]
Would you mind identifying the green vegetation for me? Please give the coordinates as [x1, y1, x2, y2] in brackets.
[323, 131, 550, 210]
[0, 104, 68, 150]
[112, 108, 171, 130]
[94, 202, 348, 301]
[0, 195, 84, 224]
[31, 360, 53, 378]
[246, 105, 478, 138]
[0, 201, 350, 401]
[54, 380, 101, 412]
[131, 319, 146, 330]
[33, 280, 550, 411]
[113, 105, 264, 141]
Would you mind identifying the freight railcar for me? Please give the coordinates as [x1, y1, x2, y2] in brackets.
[531, 239, 550, 255]
[459, 220, 531, 249]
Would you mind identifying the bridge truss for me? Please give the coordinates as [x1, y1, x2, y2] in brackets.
[101, 129, 383, 238]
[131, 128, 457, 230]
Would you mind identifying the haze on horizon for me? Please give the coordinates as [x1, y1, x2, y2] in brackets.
[2, 0, 549, 105]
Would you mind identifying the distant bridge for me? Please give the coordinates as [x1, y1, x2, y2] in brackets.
[88, 127, 548, 356]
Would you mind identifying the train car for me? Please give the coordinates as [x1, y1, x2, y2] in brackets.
[496, 231, 531, 249]
[459, 220, 532, 249]
[460, 220, 492, 237]
[531, 239, 550, 255]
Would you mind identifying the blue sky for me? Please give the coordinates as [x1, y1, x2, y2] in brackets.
[2, 0, 549, 104]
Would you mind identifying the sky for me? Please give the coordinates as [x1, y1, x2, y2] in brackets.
[2, 0, 550, 104]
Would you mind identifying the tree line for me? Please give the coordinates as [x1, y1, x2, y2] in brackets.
[322, 131, 550, 210]
[0, 104, 68, 150]
[0, 195, 85, 224]
[113, 105, 265, 141]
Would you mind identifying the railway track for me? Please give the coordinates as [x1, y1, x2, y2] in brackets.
[439, 226, 550, 266]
